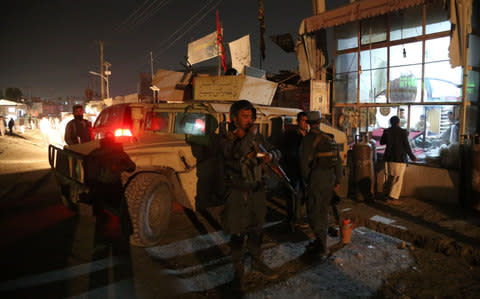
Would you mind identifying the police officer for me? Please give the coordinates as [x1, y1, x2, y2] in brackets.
[87, 133, 136, 238]
[65, 104, 92, 145]
[222, 100, 280, 288]
[282, 111, 309, 229]
[299, 111, 342, 259]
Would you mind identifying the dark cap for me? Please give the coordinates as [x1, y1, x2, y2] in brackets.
[307, 111, 321, 122]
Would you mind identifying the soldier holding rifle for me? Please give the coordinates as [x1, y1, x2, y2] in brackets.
[221, 100, 280, 289]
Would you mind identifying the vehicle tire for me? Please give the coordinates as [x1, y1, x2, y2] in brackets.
[125, 173, 172, 247]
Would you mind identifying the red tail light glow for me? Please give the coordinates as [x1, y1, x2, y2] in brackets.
[114, 128, 133, 137]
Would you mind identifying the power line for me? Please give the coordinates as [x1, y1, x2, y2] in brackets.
[129, 0, 170, 28]
[124, 0, 223, 74]
[116, 0, 156, 32]
[151, 0, 223, 63]
[116, 0, 170, 33]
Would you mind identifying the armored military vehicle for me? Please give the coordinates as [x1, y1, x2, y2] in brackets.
[49, 100, 348, 247]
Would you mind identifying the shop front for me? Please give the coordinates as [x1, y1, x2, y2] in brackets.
[302, 0, 479, 203]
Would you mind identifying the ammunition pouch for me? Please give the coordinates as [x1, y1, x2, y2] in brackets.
[312, 140, 339, 169]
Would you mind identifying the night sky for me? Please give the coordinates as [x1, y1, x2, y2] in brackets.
[0, 0, 313, 99]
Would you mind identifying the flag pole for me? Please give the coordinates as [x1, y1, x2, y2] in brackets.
[217, 9, 221, 76]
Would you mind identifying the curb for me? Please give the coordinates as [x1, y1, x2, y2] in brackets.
[339, 199, 480, 266]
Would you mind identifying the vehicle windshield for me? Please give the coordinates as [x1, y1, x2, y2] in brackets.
[174, 113, 207, 136]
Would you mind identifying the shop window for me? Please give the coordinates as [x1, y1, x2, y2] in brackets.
[336, 22, 358, 51]
[334, 52, 358, 103]
[389, 65, 422, 103]
[360, 48, 387, 103]
[390, 6, 423, 41]
[390, 42, 423, 66]
[399, 106, 409, 129]
[408, 105, 460, 160]
[425, 37, 450, 62]
[467, 70, 479, 103]
[361, 16, 387, 45]
[425, 2, 450, 34]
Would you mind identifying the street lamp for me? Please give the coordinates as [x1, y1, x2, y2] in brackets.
[89, 61, 112, 99]
[150, 85, 160, 103]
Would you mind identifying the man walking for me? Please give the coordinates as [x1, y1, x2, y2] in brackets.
[64, 104, 92, 145]
[299, 111, 342, 260]
[8, 118, 14, 135]
[380, 116, 417, 205]
[222, 100, 279, 289]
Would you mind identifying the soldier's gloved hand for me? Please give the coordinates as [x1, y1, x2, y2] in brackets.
[261, 152, 272, 163]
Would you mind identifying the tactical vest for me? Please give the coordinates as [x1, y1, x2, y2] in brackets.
[311, 133, 339, 169]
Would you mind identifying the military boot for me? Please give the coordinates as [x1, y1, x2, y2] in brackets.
[306, 239, 329, 262]
[251, 257, 279, 280]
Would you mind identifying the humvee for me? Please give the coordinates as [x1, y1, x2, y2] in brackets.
[48, 100, 348, 247]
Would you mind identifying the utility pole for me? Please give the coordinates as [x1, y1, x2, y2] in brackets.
[150, 51, 155, 101]
[100, 41, 105, 99]
[150, 51, 154, 81]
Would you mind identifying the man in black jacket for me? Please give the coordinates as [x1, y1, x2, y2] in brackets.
[64, 104, 92, 145]
[380, 116, 417, 205]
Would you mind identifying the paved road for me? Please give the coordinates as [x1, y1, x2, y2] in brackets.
[0, 133, 419, 298]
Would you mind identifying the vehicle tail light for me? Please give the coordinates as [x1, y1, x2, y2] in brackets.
[114, 128, 133, 137]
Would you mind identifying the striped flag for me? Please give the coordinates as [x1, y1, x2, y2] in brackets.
[216, 9, 227, 72]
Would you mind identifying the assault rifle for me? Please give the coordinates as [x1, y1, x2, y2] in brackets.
[251, 141, 295, 194]
[250, 141, 298, 231]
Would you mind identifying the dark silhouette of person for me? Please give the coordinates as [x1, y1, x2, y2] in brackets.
[87, 133, 136, 210]
[281, 111, 309, 229]
[8, 118, 14, 135]
[65, 104, 92, 145]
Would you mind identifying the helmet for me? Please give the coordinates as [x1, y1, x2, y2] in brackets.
[229, 100, 256, 121]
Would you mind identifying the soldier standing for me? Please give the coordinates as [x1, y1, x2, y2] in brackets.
[282, 111, 309, 229]
[299, 111, 342, 260]
[222, 100, 279, 289]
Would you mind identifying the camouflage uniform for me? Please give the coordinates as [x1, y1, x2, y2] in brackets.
[299, 127, 342, 254]
[221, 128, 280, 265]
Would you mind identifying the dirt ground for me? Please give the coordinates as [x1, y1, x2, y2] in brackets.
[150, 202, 480, 298]
[376, 249, 480, 298]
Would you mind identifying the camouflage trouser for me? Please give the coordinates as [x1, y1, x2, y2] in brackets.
[306, 169, 335, 253]
[222, 188, 266, 235]
[223, 188, 266, 261]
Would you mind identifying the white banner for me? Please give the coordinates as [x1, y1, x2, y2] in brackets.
[187, 31, 218, 65]
[228, 35, 251, 74]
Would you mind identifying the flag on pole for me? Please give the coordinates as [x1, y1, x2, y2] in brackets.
[258, 0, 266, 60]
[216, 9, 227, 72]
[228, 35, 251, 74]
[187, 31, 218, 65]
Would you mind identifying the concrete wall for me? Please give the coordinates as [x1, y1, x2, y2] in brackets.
[376, 163, 459, 204]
